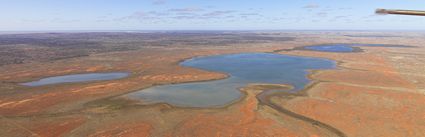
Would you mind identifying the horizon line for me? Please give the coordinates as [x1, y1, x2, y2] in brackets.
[1, 29, 425, 33]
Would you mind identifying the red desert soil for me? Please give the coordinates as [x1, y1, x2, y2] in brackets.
[0, 49, 234, 116]
[89, 123, 152, 137]
[281, 83, 425, 137]
[274, 46, 425, 137]
[31, 116, 86, 137]
[1, 116, 86, 137]
[1, 32, 425, 137]
[169, 89, 301, 137]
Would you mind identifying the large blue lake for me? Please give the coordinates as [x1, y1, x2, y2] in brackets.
[126, 53, 335, 107]
[21, 72, 129, 86]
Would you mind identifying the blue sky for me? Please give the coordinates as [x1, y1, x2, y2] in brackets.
[1, 0, 425, 31]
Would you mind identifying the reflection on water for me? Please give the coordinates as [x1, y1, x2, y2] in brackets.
[21, 72, 129, 86]
[126, 53, 335, 107]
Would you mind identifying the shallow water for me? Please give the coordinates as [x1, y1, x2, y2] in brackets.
[303, 43, 411, 52]
[21, 72, 129, 86]
[304, 44, 355, 52]
[126, 53, 335, 107]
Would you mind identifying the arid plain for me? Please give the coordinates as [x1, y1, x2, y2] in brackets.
[0, 31, 424, 137]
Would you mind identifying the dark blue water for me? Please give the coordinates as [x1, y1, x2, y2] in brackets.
[304, 44, 354, 52]
[303, 44, 410, 52]
[127, 53, 335, 107]
[21, 72, 129, 86]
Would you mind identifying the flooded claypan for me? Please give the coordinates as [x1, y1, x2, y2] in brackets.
[304, 44, 355, 52]
[303, 43, 412, 52]
[20, 72, 129, 86]
[126, 53, 335, 107]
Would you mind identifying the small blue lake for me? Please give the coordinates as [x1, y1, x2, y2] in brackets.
[304, 44, 355, 52]
[21, 72, 129, 86]
[302, 44, 410, 52]
[126, 53, 335, 107]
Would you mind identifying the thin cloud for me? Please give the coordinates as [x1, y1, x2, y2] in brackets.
[152, 0, 166, 5]
[316, 12, 328, 17]
[118, 11, 164, 21]
[303, 4, 320, 9]
[239, 13, 260, 16]
[203, 10, 236, 17]
[147, 11, 169, 16]
[334, 16, 348, 19]
[116, 8, 258, 22]
[168, 7, 203, 12]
